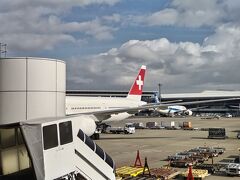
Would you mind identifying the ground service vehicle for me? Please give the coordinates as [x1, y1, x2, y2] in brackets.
[133, 122, 145, 129]
[226, 163, 240, 176]
[108, 123, 135, 134]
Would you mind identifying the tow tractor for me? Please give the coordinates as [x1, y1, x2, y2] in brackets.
[226, 163, 240, 176]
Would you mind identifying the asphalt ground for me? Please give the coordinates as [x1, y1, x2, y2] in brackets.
[96, 116, 240, 180]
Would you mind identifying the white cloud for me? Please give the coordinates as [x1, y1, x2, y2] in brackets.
[103, 14, 121, 23]
[67, 22, 240, 92]
[0, 0, 118, 52]
[135, 0, 240, 28]
[145, 9, 178, 26]
[1, 33, 75, 51]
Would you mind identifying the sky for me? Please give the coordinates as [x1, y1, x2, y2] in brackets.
[1, 0, 240, 93]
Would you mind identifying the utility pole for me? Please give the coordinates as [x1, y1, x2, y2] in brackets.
[158, 83, 162, 103]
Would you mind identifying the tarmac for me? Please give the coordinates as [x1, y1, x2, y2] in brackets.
[96, 116, 240, 180]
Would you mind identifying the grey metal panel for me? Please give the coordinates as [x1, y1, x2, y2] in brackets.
[0, 57, 66, 125]
[27, 59, 57, 91]
[27, 92, 56, 120]
[56, 92, 66, 117]
[57, 61, 66, 92]
[0, 92, 26, 125]
[21, 123, 44, 180]
[0, 58, 26, 91]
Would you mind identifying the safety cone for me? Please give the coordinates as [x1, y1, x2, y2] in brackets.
[187, 163, 194, 180]
[134, 150, 142, 167]
[142, 157, 151, 176]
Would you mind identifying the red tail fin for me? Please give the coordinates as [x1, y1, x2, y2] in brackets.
[127, 65, 146, 101]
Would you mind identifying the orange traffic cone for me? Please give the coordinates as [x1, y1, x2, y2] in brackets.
[187, 163, 194, 180]
[134, 150, 142, 167]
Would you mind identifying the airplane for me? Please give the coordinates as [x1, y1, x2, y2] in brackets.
[66, 65, 147, 122]
[151, 92, 193, 117]
[66, 65, 147, 139]
[66, 64, 240, 139]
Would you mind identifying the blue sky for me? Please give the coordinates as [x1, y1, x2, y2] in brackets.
[1, 0, 240, 93]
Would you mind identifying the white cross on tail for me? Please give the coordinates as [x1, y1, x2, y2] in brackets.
[136, 75, 143, 90]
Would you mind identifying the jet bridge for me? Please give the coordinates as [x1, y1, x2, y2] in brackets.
[0, 57, 115, 180]
[20, 116, 116, 180]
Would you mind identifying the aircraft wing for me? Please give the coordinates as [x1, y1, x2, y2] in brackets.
[157, 97, 240, 107]
[146, 99, 183, 106]
[73, 97, 240, 121]
[226, 105, 240, 109]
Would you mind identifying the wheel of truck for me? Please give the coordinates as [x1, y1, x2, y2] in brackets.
[124, 130, 128, 134]
[94, 133, 100, 140]
[91, 133, 100, 140]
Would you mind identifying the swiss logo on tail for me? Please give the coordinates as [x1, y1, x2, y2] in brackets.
[127, 65, 146, 101]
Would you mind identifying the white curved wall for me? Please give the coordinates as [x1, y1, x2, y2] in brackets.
[0, 57, 66, 125]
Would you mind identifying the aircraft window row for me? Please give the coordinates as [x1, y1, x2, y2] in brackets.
[77, 129, 115, 170]
[71, 107, 101, 110]
[43, 121, 73, 150]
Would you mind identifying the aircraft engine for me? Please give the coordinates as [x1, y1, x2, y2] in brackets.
[184, 109, 193, 116]
[74, 115, 97, 136]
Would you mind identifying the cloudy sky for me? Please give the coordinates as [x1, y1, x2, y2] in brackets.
[1, 0, 240, 93]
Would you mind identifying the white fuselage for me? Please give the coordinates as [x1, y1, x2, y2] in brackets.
[157, 105, 187, 116]
[66, 96, 147, 122]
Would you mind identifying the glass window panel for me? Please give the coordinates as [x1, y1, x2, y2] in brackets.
[77, 129, 85, 142]
[43, 124, 58, 150]
[0, 129, 16, 149]
[1, 148, 19, 175]
[95, 143, 105, 160]
[59, 121, 73, 145]
[17, 128, 24, 145]
[105, 152, 115, 169]
[18, 145, 30, 170]
[85, 135, 95, 151]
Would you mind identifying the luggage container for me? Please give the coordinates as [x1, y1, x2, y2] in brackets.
[161, 121, 176, 129]
[133, 122, 145, 129]
[208, 128, 227, 139]
[226, 163, 240, 176]
[146, 122, 158, 129]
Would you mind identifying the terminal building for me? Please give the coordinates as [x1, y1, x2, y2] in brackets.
[67, 90, 240, 116]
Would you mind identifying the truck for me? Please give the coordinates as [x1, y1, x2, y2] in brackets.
[160, 121, 176, 129]
[132, 122, 145, 129]
[208, 128, 227, 139]
[146, 121, 158, 128]
[107, 123, 135, 134]
[179, 121, 193, 130]
[237, 132, 240, 139]
[226, 163, 240, 176]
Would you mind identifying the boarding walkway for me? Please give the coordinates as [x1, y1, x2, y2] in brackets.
[20, 116, 115, 180]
